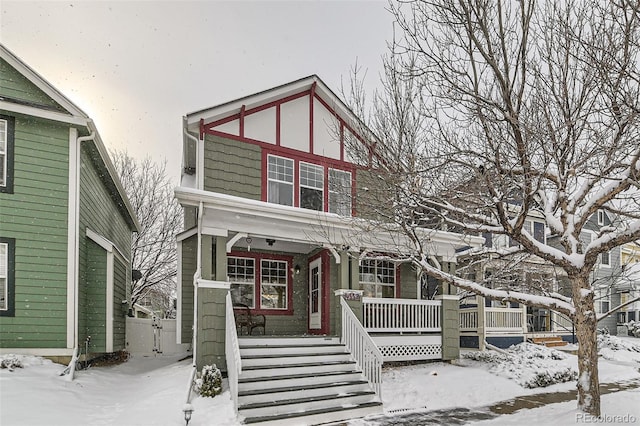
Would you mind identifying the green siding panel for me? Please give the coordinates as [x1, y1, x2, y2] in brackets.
[0, 58, 65, 111]
[113, 257, 127, 350]
[84, 239, 107, 353]
[203, 134, 262, 199]
[0, 115, 69, 349]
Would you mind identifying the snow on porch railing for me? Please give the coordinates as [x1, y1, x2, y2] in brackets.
[552, 311, 574, 332]
[225, 292, 242, 412]
[484, 307, 527, 333]
[363, 297, 441, 332]
[340, 297, 383, 399]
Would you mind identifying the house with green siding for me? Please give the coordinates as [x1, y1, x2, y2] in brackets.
[0, 44, 139, 365]
[176, 75, 482, 424]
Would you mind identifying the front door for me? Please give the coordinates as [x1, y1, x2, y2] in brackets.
[309, 258, 322, 331]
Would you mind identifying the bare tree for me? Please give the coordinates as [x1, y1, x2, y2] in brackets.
[111, 151, 183, 314]
[343, 0, 640, 416]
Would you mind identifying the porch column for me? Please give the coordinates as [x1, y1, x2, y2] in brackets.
[334, 289, 364, 340]
[477, 295, 486, 351]
[437, 294, 460, 361]
[196, 235, 229, 371]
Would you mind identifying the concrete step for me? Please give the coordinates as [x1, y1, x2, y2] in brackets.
[238, 390, 378, 418]
[242, 352, 352, 368]
[238, 336, 340, 347]
[240, 343, 347, 357]
[238, 370, 365, 392]
[242, 401, 383, 425]
[238, 379, 371, 405]
[239, 360, 357, 379]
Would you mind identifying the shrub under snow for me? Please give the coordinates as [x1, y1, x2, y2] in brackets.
[462, 342, 577, 388]
[194, 364, 222, 397]
[0, 355, 23, 371]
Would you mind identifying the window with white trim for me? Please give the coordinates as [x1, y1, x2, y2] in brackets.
[595, 286, 611, 314]
[228, 257, 256, 308]
[329, 168, 351, 216]
[0, 115, 14, 193]
[0, 119, 6, 188]
[299, 162, 323, 211]
[0, 237, 15, 316]
[267, 155, 294, 206]
[359, 259, 396, 298]
[0, 242, 7, 311]
[597, 210, 605, 225]
[600, 250, 611, 266]
[260, 259, 288, 309]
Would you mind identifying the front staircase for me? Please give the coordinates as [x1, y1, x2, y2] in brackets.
[236, 336, 383, 425]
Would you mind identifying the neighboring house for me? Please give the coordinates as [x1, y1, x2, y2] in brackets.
[458, 207, 625, 350]
[175, 75, 480, 424]
[0, 44, 139, 364]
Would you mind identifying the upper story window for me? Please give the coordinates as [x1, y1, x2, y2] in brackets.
[600, 250, 611, 267]
[329, 169, 352, 216]
[267, 155, 294, 206]
[264, 153, 352, 216]
[0, 115, 15, 194]
[597, 210, 605, 225]
[300, 162, 323, 211]
[359, 259, 396, 298]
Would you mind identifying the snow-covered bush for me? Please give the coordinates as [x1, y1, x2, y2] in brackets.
[624, 321, 640, 337]
[0, 355, 23, 371]
[194, 364, 222, 397]
[461, 343, 577, 388]
[597, 333, 640, 352]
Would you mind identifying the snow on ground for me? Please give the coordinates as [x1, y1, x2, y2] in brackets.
[1, 336, 639, 426]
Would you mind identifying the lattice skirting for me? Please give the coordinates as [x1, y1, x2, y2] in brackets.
[371, 334, 443, 362]
[378, 344, 442, 361]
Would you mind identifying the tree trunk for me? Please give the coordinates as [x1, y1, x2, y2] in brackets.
[571, 274, 601, 416]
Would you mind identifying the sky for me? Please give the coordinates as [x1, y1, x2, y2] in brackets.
[0, 0, 393, 183]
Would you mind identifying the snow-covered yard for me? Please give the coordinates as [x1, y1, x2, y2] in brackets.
[1, 336, 639, 426]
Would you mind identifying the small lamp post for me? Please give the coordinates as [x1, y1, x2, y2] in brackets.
[183, 403, 194, 425]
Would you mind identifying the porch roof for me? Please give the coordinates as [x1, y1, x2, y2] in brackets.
[174, 187, 484, 261]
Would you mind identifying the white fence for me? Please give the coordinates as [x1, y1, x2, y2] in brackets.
[363, 297, 441, 332]
[485, 307, 527, 333]
[126, 317, 190, 356]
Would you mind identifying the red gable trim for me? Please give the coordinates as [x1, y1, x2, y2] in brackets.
[275, 104, 281, 146]
[239, 104, 246, 138]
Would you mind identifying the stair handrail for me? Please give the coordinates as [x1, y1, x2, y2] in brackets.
[225, 292, 242, 412]
[340, 297, 383, 399]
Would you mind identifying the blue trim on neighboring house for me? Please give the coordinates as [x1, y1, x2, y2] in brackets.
[460, 335, 479, 349]
[486, 335, 525, 349]
[560, 334, 577, 344]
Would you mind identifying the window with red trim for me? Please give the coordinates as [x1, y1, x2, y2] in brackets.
[265, 153, 352, 215]
[359, 259, 396, 298]
[228, 252, 292, 312]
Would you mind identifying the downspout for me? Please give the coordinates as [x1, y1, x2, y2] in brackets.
[66, 129, 95, 381]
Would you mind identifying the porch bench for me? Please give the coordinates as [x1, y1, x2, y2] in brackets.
[233, 303, 266, 335]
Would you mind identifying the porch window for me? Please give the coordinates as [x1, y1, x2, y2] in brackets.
[329, 168, 351, 216]
[267, 155, 294, 206]
[299, 162, 323, 211]
[359, 259, 396, 298]
[228, 257, 256, 308]
[260, 260, 288, 309]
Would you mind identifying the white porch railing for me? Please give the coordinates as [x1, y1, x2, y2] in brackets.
[485, 307, 527, 333]
[459, 308, 479, 331]
[362, 297, 441, 332]
[225, 292, 242, 412]
[552, 312, 574, 332]
[340, 297, 383, 399]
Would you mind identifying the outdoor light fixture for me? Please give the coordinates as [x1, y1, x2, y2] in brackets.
[266, 238, 276, 246]
[183, 404, 194, 425]
[294, 264, 301, 275]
